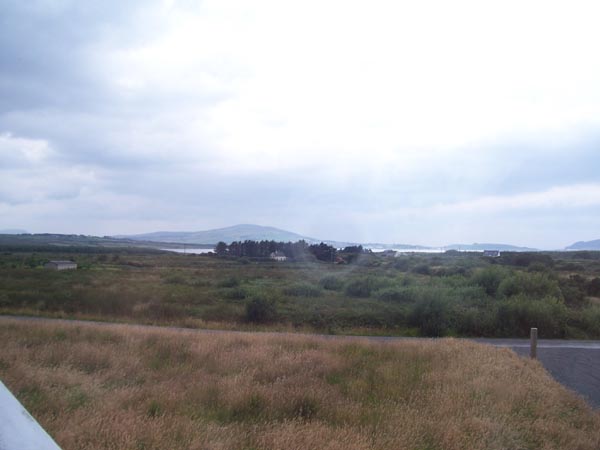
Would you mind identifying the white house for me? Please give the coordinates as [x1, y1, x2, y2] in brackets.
[44, 260, 77, 270]
[269, 251, 287, 262]
[482, 250, 501, 258]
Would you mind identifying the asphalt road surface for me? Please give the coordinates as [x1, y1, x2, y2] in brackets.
[1, 316, 599, 409]
[474, 338, 600, 409]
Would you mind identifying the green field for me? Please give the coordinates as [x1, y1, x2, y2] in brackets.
[2, 246, 600, 338]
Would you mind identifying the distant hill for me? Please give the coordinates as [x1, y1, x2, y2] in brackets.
[117, 225, 441, 249]
[358, 243, 433, 251]
[0, 229, 556, 253]
[0, 233, 197, 250]
[116, 224, 318, 245]
[116, 225, 545, 251]
[565, 239, 600, 251]
[443, 243, 538, 252]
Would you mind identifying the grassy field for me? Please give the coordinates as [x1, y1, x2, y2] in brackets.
[1, 249, 600, 338]
[0, 319, 598, 450]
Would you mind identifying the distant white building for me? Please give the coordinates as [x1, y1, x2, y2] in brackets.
[270, 251, 287, 262]
[482, 250, 501, 258]
[44, 260, 77, 270]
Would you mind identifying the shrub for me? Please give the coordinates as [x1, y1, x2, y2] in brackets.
[393, 258, 410, 271]
[145, 302, 186, 320]
[218, 276, 240, 288]
[500, 252, 554, 268]
[147, 400, 163, 418]
[588, 277, 600, 296]
[408, 295, 452, 337]
[376, 287, 417, 303]
[319, 275, 344, 291]
[471, 266, 508, 296]
[527, 262, 551, 273]
[203, 303, 242, 321]
[289, 396, 319, 420]
[497, 272, 563, 300]
[453, 306, 498, 337]
[163, 274, 186, 284]
[496, 296, 567, 338]
[412, 264, 431, 275]
[569, 305, 600, 338]
[398, 275, 415, 286]
[557, 262, 586, 272]
[355, 254, 380, 267]
[245, 297, 277, 323]
[283, 282, 322, 297]
[559, 276, 587, 307]
[0, 293, 10, 307]
[344, 277, 391, 298]
[223, 286, 247, 300]
[431, 265, 468, 276]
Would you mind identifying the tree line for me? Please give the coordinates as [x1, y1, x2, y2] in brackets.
[214, 240, 367, 262]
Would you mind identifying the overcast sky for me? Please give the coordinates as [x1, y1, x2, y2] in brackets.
[1, 0, 600, 248]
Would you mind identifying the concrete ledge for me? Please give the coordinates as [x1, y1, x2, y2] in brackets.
[0, 380, 61, 450]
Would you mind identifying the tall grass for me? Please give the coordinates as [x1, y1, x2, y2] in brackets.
[0, 319, 598, 449]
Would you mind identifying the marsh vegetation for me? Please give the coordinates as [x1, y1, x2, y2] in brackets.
[1, 249, 600, 338]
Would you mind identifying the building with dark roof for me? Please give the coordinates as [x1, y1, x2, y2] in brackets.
[44, 260, 77, 270]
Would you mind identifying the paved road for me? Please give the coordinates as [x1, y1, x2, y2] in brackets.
[474, 338, 600, 409]
[1, 316, 599, 409]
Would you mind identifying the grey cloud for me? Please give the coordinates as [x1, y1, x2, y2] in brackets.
[1, 1, 600, 248]
[0, 0, 230, 172]
[0, 0, 217, 114]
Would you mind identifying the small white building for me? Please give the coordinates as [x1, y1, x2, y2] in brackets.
[44, 260, 77, 270]
[482, 250, 501, 258]
[269, 251, 287, 262]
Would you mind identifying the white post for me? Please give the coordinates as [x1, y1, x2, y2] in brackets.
[530, 327, 538, 359]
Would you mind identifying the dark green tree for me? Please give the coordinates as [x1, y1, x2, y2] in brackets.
[215, 241, 228, 256]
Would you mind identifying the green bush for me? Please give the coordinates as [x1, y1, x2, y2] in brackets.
[218, 276, 240, 288]
[393, 258, 410, 271]
[344, 277, 392, 298]
[500, 252, 554, 268]
[497, 272, 562, 300]
[319, 275, 344, 291]
[223, 286, 247, 300]
[376, 287, 417, 303]
[431, 265, 468, 277]
[202, 303, 242, 322]
[568, 305, 600, 338]
[496, 296, 567, 338]
[245, 297, 277, 323]
[0, 293, 10, 307]
[145, 302, 186, 320]
[559, 276, 587, 307]
[408, 295, 453, 337]
[527, 262, 551, 273]
[453, 306, 497, 336]
[471, 266, 508, 296]
[283, 282, 322, 297]
[588, 277, 600, 296]
[398, 275, 415, 286]
[163, 274, 187, 284]
[412, 264, 431, 275]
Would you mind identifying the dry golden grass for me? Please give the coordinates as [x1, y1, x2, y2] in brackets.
[0, 319, 598, 450]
